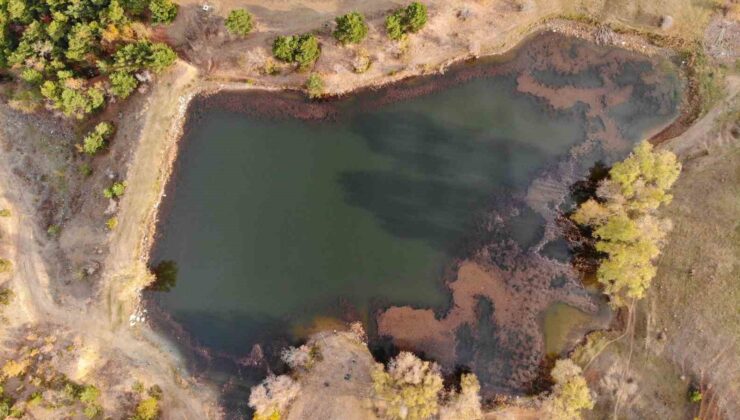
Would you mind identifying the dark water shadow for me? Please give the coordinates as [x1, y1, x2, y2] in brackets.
[337, 110, 560, 255]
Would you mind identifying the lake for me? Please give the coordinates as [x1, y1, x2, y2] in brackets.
[149, 33, 682, 413]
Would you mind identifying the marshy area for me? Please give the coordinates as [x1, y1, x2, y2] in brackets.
[145, 32, 684, 416]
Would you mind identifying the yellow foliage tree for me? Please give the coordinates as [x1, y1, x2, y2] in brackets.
[439, 373, 482, 420]
[572, 141, 680, 306]
[546, 359, 594, 420]
[371, 352, 444, 420]
[1, 358, 30, 379]
[134, 397, 160, 420]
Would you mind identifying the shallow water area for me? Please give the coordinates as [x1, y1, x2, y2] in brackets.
[148, 33, 683, 414]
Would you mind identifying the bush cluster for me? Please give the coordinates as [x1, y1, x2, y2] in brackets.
[82, 122, 115, 155]
[333, 12, 368, 44]
[272, 34, 320, 70]
[0, 0, 178, 118]
[386, 2, 428, 40]
[103, 181, 126, 199]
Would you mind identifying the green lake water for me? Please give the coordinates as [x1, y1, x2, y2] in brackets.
[149, 34, 682, 412]
[152, 74, 588, 352]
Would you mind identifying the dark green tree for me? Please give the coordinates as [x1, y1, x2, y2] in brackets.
[294, 34, 320, 70]
[109, 71, 138, 98]
[149, 0, 178, 24]
[273, 35, 298, 62]
[386, 2, 428, 40]
[225, 9, 253, 36]
[149, 260, 178, 292]
[333, 12, 368, 44]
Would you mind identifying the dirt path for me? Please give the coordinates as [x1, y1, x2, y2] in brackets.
[0, 62, 220, 418]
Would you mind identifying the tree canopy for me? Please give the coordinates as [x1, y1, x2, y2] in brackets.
[148, 0, 177, 25]
[333, 11, 367, 44]
[0, 0, 178, 118]
[386, 2, 428, 40]
[572, 141, 681, 306]
[371, 351, 444, 420]
[225, 9, 253, 37]
[546, 359, 594, 420]
[82, 121, 115, 155]
[272, 33, 320, 70]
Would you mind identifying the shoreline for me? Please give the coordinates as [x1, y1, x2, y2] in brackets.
[128, 19, 692, 411]
[0, 13, 698, 419]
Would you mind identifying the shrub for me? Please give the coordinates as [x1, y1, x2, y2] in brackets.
[149, 0, 178, 24]
[0, 259, 12, 274]
[103, 182, 126, 199]
[545, 359, 594, 420]
[27, 392, 42, 406]
[79, 385, 100, 405]
[305, 73, 324, 98]
[273, 36, 298, 62]
[0, 209, 11, 217]
[47, 224, 61, 237]
[0, 288, 13, 305]
[79, 163, 93, 177]
[225, 9, 253, 36]
[333, 12, 368, 44]
[272, 34, 320, 70]
[20, 68, 43, 85]
[1, 359, 30, 379]
[385, 14, 404, 41]
[82, 122, 115, 155]
[352, 50, 372, 73]
[147, 385, 163, 400]
[371, 351, 444, 420]
[689, 389, 702, 403]
[106, 217, 118, 230]
[281, 344, 320, 370]
[79, 385, 102, 419]
[83, 403, 102, 419]
[0, 401, 9, 419]
[133, 397, 159, 420]
[386, 2, 428, 40]
[41, 84, 107, 119]
[248, 375, 301, 420]
[294, 35, 320, 70]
